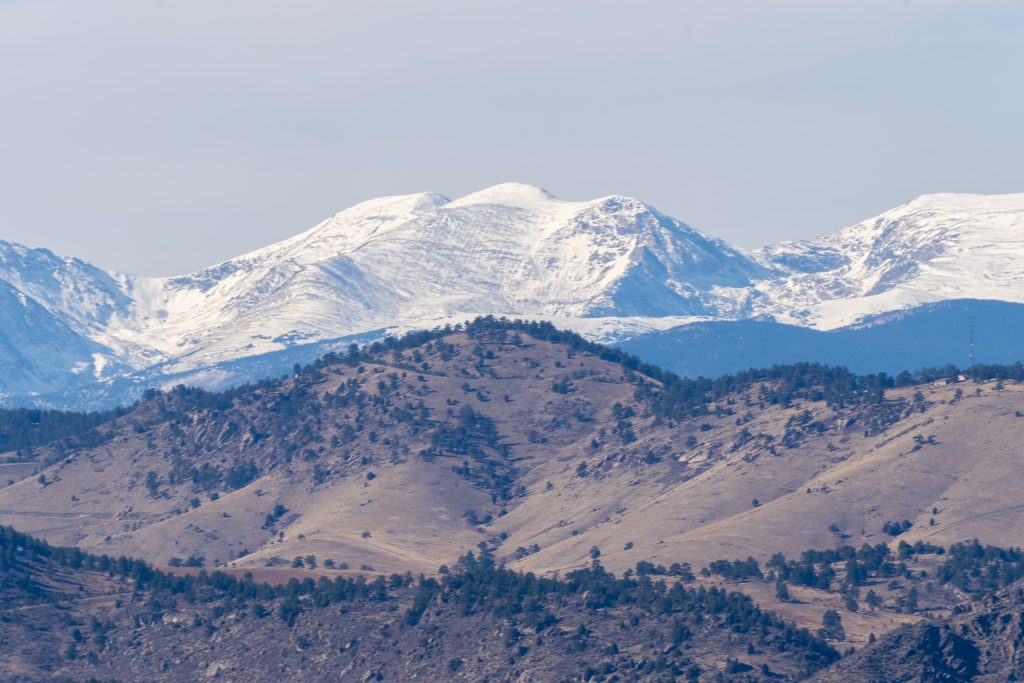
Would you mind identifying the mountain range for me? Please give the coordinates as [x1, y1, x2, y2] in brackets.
[2, 183, 1023, 408]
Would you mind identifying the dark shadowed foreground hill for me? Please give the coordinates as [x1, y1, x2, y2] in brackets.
[812, 580, 1024, 683]
[0, 526, 837, 682]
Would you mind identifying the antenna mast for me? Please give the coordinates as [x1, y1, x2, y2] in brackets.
[968, 311, 976, 367]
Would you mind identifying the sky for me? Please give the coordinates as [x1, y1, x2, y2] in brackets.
[1, 0, 1023, 276]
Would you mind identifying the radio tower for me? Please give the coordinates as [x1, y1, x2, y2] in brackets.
[968, 311, 976, 367]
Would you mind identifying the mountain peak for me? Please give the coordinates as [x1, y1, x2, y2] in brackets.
[445, 182, 558, 209]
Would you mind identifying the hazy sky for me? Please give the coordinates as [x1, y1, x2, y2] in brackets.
[2, 1, 1022, 275]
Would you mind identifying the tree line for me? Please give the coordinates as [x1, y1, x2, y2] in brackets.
[4, 315, 1023, 455]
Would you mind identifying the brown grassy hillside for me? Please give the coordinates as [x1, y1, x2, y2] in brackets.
[1, 319, 1023, 588]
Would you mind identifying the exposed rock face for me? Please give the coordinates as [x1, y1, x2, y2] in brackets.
[812, 585, 1024, 682]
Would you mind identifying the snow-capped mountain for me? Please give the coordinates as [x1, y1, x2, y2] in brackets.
[1, 184, 1023, 407]
[105, 182, 766, 370]
[126, 183, 767, 366]
[750, 192, 1024, 328]
[0, 241, 134, 396]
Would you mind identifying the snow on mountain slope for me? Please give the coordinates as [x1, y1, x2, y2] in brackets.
[105, 191, 450, 367]
[752, 192, 1024, 328]
[345, 183, 764, 319]
[91, 182, 765, 374]
[1, 185, 1023, 407]
[0, 241, 134, 396]
[0, 280, 110, 398]
[0, 240, 130, 337]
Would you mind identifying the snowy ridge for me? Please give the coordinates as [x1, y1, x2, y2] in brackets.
[0, 184, 1022, 406]
[98, 182, 764, 373]
[751, 192, 1024, 328]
